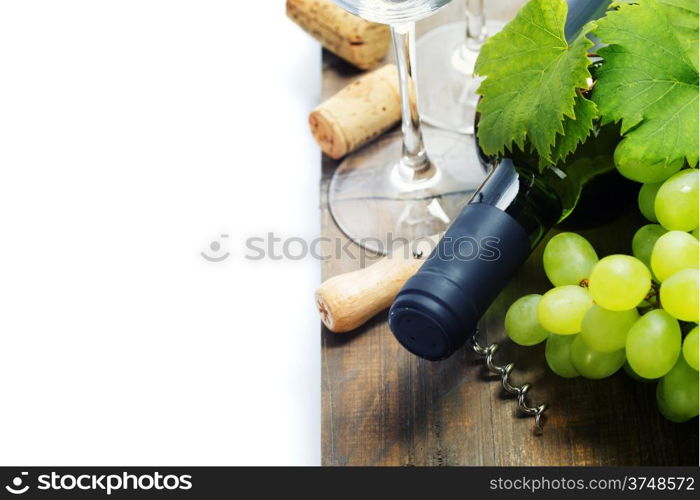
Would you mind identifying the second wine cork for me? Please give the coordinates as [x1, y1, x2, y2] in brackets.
[309, 64, 401, 159]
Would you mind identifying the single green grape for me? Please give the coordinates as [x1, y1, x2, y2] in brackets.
[638, 182, 663, 223]
[626, 309, 681, 379]
[624, 361, 657, 382]
[505, 294, 550, 346]
[545, 334, 579, 378]
[570, 335, 626, 379]
[651, 231, 699, 282]
[588, 255, 651, 311]
[537, 285, 593, 335]
[683, 326, 699, 371]
[660, 269, 699, 323]
[656, 356, 699, 422]
[631, 224, 666, 271]
[542, 232, 598, 287]
[615, 145, 682, 184]
[580, 305, 639, 353]
[655, 169, 699, 232]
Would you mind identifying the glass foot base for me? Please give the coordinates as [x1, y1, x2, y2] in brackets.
[329, 127, 488, 255]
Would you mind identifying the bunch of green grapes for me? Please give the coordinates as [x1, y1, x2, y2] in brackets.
[505, 169, 699, 422]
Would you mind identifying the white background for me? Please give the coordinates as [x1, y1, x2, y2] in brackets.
[0, 0, 321, 465]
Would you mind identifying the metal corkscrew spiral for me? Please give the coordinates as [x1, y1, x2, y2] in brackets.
[470, 330, 548, 434]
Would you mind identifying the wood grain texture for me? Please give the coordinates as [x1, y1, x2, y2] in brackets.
[320, 2, 699, 467]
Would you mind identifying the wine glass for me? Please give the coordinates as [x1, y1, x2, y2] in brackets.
[416, 0, 505, 134]
[329, 0, 487, 255]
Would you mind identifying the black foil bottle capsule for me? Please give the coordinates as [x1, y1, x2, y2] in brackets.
[388, 0, 612, 361]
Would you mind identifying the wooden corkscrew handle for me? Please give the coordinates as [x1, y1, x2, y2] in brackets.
[315, 234, 441, 333]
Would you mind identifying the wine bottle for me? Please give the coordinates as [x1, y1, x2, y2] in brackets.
[388, 0, 613, 361]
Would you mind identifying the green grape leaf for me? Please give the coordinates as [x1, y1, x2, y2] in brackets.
[474, 0, 596, 165]
[657, 0, 699, 69]
[548, 93, 598, 167]
[593, 0, 699, 173]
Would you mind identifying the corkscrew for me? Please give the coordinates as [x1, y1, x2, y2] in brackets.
[470, 330, 548, 434]
[316, 236, 550, 433]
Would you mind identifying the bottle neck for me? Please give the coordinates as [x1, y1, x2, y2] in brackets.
[565, 0, 611, 41]
[470, 159, 562, 248]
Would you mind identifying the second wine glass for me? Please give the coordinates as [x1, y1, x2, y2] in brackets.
[329, 0, 487, 254]
[416, 0, 505, 134]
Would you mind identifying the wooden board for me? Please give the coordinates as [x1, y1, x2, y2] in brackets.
[320, 3, 699, 467]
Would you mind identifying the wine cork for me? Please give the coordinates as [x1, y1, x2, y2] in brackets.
[286, 0, 391, 70]
[316, 234, 441, 333]
[309, 64, 401, 159]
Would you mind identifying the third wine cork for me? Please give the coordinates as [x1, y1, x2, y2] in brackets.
[316, 234, 441, 333]
[309, 64, 400, 159]
[286, 0, 390, 70]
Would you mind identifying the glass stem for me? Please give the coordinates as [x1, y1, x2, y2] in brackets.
[465, 0, 486, 49]
[390, 22, 431, 177]
[451, 0, 487, 75]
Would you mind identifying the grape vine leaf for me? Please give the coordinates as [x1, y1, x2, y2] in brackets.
[612, 0, 698, 69]
[474, 0, 597, 166]
[593, 0, 699, 174]
[549, 92, 598, 166]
